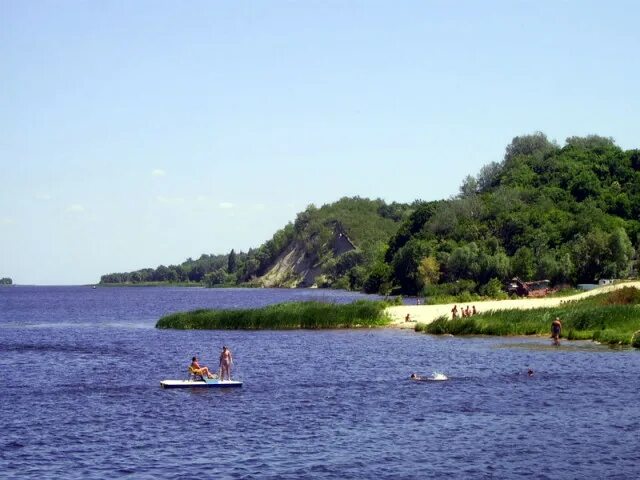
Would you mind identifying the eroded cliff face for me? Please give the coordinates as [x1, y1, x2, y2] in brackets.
[258, 231, 356, 288]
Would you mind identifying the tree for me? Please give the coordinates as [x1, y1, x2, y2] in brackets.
[204, 269, 227, 287]
[504, 132, 557, 164]
[555, 252, 575, 284]
[459, 175, 478, 197]
[227, 249, 237, 273]
[363, 262, 392, 294]
[571, 230, 609, 282]
[445, 243, 480, 281]
[535, 253, 558, 281]
[565, 135, 615, 150]
[606, 228, 634, 278]
[391, 239, 433, 294]
[476, 161, 503, 192]
[480, 278, 505, 298]
[478, 251, 510, 284]
[417, 256, 440, 290]
[188, 265, 206, 282]
[154, 265, 169, 282]
[511, 247, 535, 280]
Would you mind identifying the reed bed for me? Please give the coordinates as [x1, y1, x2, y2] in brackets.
[416, 287, 640, 347]
[156, 300, 391, 330]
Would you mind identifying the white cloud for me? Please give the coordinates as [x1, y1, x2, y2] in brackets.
[218, 202, 234, 209]
[66, 204, 85, 213]
[1, 217, 14, 225]
[34, 193, 52, 201]
[156, 195, 185, 205]
[152, 169, 166, 177]
[252, 203, 266, 211]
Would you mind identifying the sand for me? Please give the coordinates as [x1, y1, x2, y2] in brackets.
[386, 281, 640, 329]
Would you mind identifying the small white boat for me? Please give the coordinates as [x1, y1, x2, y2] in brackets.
[160, 378, 243, 389]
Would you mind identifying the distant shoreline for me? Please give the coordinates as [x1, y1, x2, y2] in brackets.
[97, 282, 204, 288]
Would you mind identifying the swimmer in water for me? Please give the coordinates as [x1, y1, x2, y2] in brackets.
[411, 372, 448, 381]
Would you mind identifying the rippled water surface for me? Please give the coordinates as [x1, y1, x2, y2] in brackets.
[1, 286, 639, 479]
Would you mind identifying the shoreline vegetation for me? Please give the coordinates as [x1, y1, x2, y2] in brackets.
[415, 287, 640, 348]
[156, 300, 392, 330]
[97, 281, 206, 288]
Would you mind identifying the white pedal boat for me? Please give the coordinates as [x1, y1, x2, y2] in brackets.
[161, 378, 243, 389]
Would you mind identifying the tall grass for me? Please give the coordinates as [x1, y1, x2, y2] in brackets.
[417, 288, 640, 347]
[156, 300, 391, 330]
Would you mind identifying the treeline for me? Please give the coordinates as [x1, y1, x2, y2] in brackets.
[363, 133, 640, 295]
[0, 277, 12, 285]
[100, 197, 413, 288]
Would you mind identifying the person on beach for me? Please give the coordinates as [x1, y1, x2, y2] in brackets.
[405, 313, 411, 322]
[219, 345, 233, 380]
[472, 305, 477, 316]
[451, 305, 458, 320]
[551, 317, 562, 345]
[190, 356, 214, 379]
[465, 306, 471, 317]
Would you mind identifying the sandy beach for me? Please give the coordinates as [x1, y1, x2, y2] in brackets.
[386, 281, 640, 329]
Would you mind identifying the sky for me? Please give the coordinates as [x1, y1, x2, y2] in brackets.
[1, 1, 639, 285]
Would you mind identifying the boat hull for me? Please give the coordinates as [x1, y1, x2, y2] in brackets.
[160, 379, 243, 389]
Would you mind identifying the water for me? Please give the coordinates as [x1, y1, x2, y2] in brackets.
[1, 286, 639, 479]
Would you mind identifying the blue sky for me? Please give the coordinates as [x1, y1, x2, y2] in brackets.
[1, 1, 639, 285]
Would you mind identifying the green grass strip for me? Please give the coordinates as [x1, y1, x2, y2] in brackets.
[156, 300, 391, 330]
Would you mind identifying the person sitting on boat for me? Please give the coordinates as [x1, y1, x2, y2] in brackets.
[219, 346, 233, 381]
[191, 356, 214, 379]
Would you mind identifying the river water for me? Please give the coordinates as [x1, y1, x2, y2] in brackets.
[1, 286, 639, 479]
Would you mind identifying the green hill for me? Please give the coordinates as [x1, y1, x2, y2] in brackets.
[99, 197, 414, 289]
[100, 133, 640, 295]
[372, 133, 640, 295]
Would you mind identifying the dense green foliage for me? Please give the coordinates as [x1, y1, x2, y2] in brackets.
[367, 133, 640, 294]
[416, 287, 640, 347]
[0, 277, 12, 285]
[101, 133, 640, 296]
[156, 300, 391, 329]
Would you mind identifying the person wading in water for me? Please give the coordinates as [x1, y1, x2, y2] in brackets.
[551, 317, 562, 346]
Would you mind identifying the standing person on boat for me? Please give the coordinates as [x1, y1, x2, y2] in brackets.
[219, 346, 233, 381]
[551, 317, 562, 345]
[191, 356, 214, 379]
